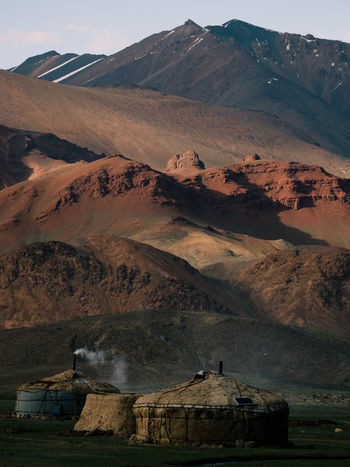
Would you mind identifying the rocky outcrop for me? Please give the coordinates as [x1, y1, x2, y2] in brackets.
[242, 154, 261, 162]
[163, 150, 205, 175]
[184, 160, 350, 210]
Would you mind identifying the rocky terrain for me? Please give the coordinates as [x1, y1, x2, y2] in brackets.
[163, 150, 205, 175]
[232, 248, 350, 335]
[0, 147, 348, 336]
[0, 237, 241, 329]
[181, 159, 350, 210]
[0, 153, 349, 256]
[1, 20, 350, 389]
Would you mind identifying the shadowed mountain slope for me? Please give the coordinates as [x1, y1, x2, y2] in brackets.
[72, 19, 350, 159]
[231, 248, 350, 336]
[0, 310, 350, 390]
[9, 50, 106, 81]
[0, 237, 243, 329]
[0, 125, 103, 189]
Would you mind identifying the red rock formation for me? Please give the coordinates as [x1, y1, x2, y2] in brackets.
[183, 160, 350, 210]
[163, 150, 205, 175]
[242, 154, 261, 163]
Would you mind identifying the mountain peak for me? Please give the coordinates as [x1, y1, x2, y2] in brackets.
[184, 19, 199, 27]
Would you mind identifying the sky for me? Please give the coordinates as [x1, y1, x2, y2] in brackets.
[1, 0, 350, 69]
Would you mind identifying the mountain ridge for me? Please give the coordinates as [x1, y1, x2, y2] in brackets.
[7, 18, 350, 160]
[1, 71, 350, 178]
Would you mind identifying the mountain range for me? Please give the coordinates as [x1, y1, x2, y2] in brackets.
[8, 19, 350, 161]
[1, 18, 350, 389]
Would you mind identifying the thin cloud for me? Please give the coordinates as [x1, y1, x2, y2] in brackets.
[65, 24, 95, 33]
[0, 29, 59, 46]
[64, 24, 130, 54]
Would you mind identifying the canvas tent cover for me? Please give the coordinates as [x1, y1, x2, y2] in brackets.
[133, 375, 288, 446]
[16, 370, 120, 417]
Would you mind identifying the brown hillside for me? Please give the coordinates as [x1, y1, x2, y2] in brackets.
[177, 160, 350, 248]
[15, 19, 350, 163]
[0, 310, 349, 390]
[232, 248, 350, 335]
[0, 156, 349, 264]
[0, 237, 243, 329]
[0, 71, 349, 177]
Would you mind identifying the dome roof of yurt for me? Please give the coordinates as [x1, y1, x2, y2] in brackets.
[134, 374, 287, 410]
[18, 370, 120, 396]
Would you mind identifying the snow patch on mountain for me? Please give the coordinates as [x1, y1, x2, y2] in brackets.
[53, 58, 103, 83]
[37, 56, 79, 78]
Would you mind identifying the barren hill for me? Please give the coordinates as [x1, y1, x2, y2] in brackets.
[0, 155, 348, 260]
[0, 237, 242, 329]
[10, 19, 350, 160]
[0, 154, 349, 257]
[231, 248, 350, 336]
[0, 310, 349, 390]
[0, 147, 349, 336]
[1, 70, 350, 177]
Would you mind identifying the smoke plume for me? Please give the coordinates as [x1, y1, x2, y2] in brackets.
[74, 347, 127, 386]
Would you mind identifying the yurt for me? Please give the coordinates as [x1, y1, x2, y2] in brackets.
[16, 370, 120, 418]
[74, 393, 143, 438]
[133, 373, 288, 446]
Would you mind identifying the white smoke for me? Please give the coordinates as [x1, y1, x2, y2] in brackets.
[74, 348, 106, 366]
[74, 347, 127, 386]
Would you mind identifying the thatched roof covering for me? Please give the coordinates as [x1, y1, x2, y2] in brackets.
[74, 393, 142, 437]
[134, 375, 287, 412]
[18, 370, 120, 396]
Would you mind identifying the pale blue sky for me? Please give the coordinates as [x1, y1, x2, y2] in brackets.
[1, 0, 350, 69]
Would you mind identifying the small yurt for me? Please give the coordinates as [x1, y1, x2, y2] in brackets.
[74, 393, 143, 438]
[16, 370, 120, 418]
[133, 374, 288, 446]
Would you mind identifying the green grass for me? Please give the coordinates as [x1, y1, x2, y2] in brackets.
[0, 404, 349, 467]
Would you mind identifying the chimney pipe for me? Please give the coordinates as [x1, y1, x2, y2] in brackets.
[73, 353, 77, 371]
[219, 361, 223, 375]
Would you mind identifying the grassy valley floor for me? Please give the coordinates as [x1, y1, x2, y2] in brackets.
[0, 399, 349, 467]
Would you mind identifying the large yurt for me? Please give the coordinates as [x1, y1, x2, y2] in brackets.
[16, 370, 120, 418]
[133, 374, 289, 446]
